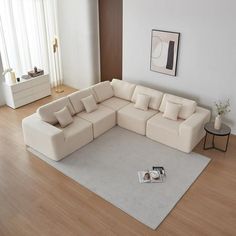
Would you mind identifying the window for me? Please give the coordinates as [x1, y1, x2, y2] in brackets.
[0, 0, 62, 86]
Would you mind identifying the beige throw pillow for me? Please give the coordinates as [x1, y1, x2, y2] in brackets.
[81, 95, 98, 113]
[54, 106, 73, 128]
[163, 101, 182, 121]
[134, 94, 151, 111]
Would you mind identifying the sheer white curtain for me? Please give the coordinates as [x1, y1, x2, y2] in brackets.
[0, 0, 62, 87]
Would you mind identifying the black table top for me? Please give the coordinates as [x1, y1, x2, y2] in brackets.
[204, 122, 231, 136]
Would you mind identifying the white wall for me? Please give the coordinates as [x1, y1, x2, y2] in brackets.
[0, 56, 5, 106]
[123, 0, 236, 134]
[57, 0, 100, 89]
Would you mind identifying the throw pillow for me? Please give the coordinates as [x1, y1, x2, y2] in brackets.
[81, 95, 98, 113]
[54, 106, 73, 128]
[134, 94, 151, 111]
[163, 101, 182, 121]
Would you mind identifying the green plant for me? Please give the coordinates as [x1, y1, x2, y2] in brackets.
[214, 99, 231, 116]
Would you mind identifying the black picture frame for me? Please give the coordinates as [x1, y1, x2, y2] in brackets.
[150, 29, 180, 76]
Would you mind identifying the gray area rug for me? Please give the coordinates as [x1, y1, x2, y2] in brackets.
[28, 126, 210, 229]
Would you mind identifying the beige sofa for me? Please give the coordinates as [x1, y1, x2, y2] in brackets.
[22, 79, 211, 161]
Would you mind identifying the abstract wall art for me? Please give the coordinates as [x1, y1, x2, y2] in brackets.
[150, 29, 180, 76]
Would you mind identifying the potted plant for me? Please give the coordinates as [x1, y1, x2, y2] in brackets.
[214, 99, 231, 130]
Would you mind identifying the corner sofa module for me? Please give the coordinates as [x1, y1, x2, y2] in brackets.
[77, 104, 116, 138]
[101, 97, 130, 112]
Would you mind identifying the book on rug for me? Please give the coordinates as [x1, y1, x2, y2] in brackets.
[138, 168, 166, 183]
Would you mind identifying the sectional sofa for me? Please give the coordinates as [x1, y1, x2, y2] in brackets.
[22, 79, 211, 161]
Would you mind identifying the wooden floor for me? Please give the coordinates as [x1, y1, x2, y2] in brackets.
[0, 85, 235, 236]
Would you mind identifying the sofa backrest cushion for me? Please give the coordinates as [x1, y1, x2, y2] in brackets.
[159, 94, 197, 119]
[131, 85, 163, 110]
[68, 88, 96, 114]
[37, 97, 75, 125]
[111, 79, 136, 101]
[92, 81, 114, 102]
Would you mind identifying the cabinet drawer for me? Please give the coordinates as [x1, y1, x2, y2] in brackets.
[13, 83, 51, 100]
[14, 88, 51, 108]
[11, 75, 49, 93]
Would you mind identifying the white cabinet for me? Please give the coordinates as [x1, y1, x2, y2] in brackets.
[2, 74, 51, 109]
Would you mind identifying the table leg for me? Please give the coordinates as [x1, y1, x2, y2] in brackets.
[203, 132, 208, 150]
[204, 132, 215, 150]
[212, 135, 215, 148]
[225, 134, 230, 152]
[213, 134, 230, 152]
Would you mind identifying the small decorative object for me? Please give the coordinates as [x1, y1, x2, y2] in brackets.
[16, 77, 20, 82]
[21, 74, 31, 80]
[28, 67, 44, 77]
[152, 166, 166, 176]
[150, 171, 160, 180]
[150, 29, 180, 76]
[143, 172, 150, 181]
[214, 100, 231, 130]
[2, 68, 16, 85]
[214, 115, 221, 130]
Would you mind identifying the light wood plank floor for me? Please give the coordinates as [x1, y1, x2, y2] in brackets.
[0, 85, 235, 236]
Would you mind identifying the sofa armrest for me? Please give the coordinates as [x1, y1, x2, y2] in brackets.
[179, 106, 211, 152]
[180, 107, 211, 133]
[22, 113, 65, 161]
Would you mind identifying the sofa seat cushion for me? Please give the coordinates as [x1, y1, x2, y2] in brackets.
[55, 116, 93, 158]
[111, 79, 136, 101]
[131, 85, 163, 110]
[92, 81, 114, 102]
[56, 116, 92, 140]
[77, 105, 116, 138]
[159, 94, 197, 120]
[37, 97, 75, 125]
[68, 88, 97, 114]
[147, 113, 184, 136]
[101, 97, 130, 111]
[117, 103, 157, 135]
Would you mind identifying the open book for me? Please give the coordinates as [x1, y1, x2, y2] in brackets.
[138, 169, 165, 183]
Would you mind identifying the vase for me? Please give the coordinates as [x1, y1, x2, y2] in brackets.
[214, 115, 222, 130]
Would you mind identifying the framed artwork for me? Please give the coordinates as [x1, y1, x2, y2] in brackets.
[150, 29, 180, 76]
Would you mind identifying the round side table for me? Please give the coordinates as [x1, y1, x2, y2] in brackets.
[203, 122, 231, 152]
